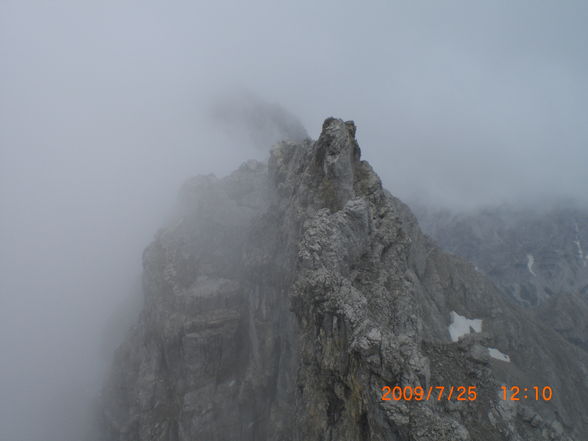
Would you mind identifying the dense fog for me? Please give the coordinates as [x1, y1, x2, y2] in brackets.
[1, 1, 587, 440]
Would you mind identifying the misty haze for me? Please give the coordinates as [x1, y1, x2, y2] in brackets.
[1, 1, 588, 441]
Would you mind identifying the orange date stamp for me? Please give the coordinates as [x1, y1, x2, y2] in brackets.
[381, 385, 553, 401]
[500, 386, 553, 401]
[381, 385, 478, 401]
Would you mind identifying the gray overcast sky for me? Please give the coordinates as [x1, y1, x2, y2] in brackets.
[2, 1, 588, 207]
[1, 1, 587, 440]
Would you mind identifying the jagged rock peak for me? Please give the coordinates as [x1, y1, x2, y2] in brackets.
[316, 117, 361, 168]
[319, 117, 359, 146]
[269, 117, 379, 213]
[97, 116, 588, 441]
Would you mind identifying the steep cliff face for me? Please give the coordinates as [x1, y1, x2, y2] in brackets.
[99, 118, 588, 441]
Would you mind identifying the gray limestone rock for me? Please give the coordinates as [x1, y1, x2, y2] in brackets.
[97, 118, 588, 441]
[416, 205, 588, 352]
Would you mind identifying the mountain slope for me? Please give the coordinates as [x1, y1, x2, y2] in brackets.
[416, 205, 588, 353]
[98, 118, 588, 441]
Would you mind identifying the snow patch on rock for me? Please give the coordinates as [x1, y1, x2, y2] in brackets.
[526, 254, 536, 276]
[448, 311, 482, 342]
[488, 347, 511, 362]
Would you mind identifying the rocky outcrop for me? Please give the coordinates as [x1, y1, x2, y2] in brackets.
[98, 118, 588, 441]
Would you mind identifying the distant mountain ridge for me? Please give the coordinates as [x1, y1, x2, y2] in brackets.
[416, 204, 588, 353]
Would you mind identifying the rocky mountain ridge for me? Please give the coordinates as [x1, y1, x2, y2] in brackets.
[98, 118, 588, 441]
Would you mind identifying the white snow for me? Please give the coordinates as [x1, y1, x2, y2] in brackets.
[526, 254, 536, 276]
[574, 240, 582, 257]
[488, 347, 511, 362]
[448, 311, 482, 342]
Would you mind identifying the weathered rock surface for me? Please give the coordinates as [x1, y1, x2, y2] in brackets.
[417, 205, 588, 352]
[416, 206, 588, 306]
[98, 118, 588, 441]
